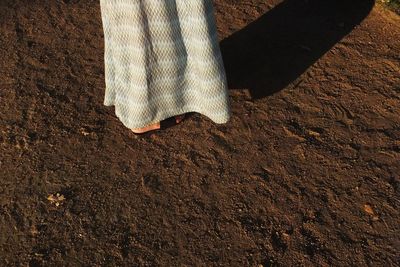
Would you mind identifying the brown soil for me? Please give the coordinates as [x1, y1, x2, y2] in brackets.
[1, 0, 399, 266]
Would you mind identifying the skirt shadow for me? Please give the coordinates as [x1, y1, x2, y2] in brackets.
[219, 0, 375, 100]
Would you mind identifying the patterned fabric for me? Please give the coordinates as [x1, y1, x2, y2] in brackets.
[99, 0, 232, 129]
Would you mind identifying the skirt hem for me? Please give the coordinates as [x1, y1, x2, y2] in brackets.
[104, 102, 231, 129]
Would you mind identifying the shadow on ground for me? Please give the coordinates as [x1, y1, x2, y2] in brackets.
[220, 0, 375, 99]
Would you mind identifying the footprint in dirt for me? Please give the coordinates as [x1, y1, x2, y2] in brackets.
[141, 174, 163, 194]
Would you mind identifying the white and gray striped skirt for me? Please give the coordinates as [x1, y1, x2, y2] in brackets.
[99, 0, 232, 129]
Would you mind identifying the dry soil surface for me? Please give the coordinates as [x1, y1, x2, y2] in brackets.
[0, 0, 399, 266]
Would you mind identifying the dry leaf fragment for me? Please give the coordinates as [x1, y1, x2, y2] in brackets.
[80, 129, 90, 136]
[364, 204, 374, 215]
[47, 192, 66, 206]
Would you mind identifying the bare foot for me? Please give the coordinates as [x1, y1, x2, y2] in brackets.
[131, 121, 161, 134]
[131, 114, 185, 134]
[174, 114, 185, 124]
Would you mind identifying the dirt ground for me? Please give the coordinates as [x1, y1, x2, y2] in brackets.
[0, 0, 399, 266]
